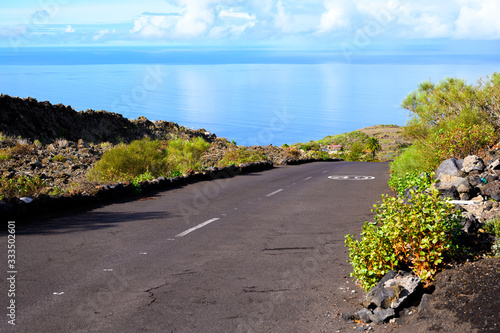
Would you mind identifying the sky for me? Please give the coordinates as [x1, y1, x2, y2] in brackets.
[1, 0, 500, 50]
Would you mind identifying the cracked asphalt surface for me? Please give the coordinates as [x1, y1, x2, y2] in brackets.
[1, 161, 392, 332]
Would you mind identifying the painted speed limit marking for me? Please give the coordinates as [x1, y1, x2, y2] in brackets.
[328, 175, 375, 181]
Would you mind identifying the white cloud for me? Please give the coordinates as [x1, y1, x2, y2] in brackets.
[93, 29, 116, 41]
[172, 0, 218, 37]
[219, 10, 256, 20]
[130, 14, 178, 38]
[275, 0, 292, 32]
[454, 0, 500, 39]
[318, 0, 355, 33]
[2, 0, 500, 47]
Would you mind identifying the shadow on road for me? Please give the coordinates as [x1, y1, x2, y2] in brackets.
[16, 210, 176, 235]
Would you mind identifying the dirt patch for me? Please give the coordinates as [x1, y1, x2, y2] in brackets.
[346, 257, 500, 333]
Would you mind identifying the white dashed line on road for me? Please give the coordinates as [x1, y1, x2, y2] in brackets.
[176, 218, 220, 238]
[303, 177, 312, 181]
[266, 189, 283, 197]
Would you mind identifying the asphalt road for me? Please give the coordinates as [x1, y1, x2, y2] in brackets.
[1, 161, 391, 333]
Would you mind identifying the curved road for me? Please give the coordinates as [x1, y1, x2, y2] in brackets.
[2, 161, 391, 332]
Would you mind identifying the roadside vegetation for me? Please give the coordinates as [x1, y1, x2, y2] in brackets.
[217, 147, 268, 168]
[87, 137, 210, 184]
[346, 72, 500, 291]
[391, 74, 500, 177]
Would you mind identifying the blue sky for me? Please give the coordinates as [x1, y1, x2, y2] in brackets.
[1, 0, 500, 50]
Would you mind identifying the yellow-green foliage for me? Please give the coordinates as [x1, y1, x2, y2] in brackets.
[391, 73, 500, 177]
[167, 137, 210, 175]
[87, 137, 210, 183]
[88, 138, 169, 183]
[0, 149, 11, 160]
[0, 175, 47, 200]
[345, 189, 462, 291]
[218, 147, 267, 167]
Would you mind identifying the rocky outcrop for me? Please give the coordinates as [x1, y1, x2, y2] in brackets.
[343, 271, 422, 324]
[0, 94, 215, 144]
[435, 154, 500, 222]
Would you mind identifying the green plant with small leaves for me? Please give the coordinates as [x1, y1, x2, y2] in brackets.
[218, 147, 267, 167]
[132, 170, 154, 194]
[345, 189, 463, 291]
[388, 172, 435, 196]
[0, 175, 47, 200]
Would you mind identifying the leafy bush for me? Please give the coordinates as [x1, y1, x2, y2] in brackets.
[388, 172, 435, 196]
[390, 142, 437, 177]
[393, 74, 500, 177]
[88, 138, 169, 183]
[345, 142, 365, 161]
[430, 123, 495, 162]
[166, 137, 210, 175]
[132, 171, 154, 194]
[88, 137, 210, 184]
[345, 189, 462, 291]
[218, 147, 267, 167]
[0, 175, 47, 200]
[316, 151, 330, 160]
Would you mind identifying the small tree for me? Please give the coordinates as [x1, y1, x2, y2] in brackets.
[365, 137, 381, 159]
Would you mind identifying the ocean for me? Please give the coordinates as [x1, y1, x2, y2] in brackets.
[1, 47, 499, 146]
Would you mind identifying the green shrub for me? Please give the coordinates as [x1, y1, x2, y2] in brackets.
[345, 189, 462, 291]
[87, 137, 210, 184]
[345, 142, 365, 161]
[167, 137, 210, 175]
[0, 175, 47, 200]
[87, 138, 169, 183]
[390, 142, 440, 177]
[315, 151, 330, 160]
[132, 171, 154, 194]
[430, 122, 496, 161]
[388, 172, 435, 196]
[393, 73, 500, 177]
[218, 147, 267, 167]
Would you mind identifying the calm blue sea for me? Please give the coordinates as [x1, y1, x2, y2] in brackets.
[1, 47, 499, 146]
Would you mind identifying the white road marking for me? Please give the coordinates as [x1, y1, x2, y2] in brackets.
[140, 252, 147, 255]
[103, 269, 113, 272]
[322, 170, 330, 174]
[176, 218, 220, 238]
[328, 175, 375, 181]
[266, 189, 283, 197]
[303, 177, 312, 181]
[53, 292, 64, 295]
